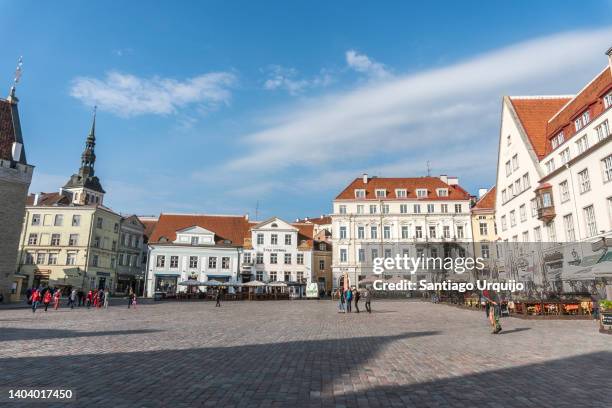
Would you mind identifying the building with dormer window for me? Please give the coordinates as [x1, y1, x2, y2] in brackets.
[331, 174, 473, 289]
[145, 213, 250, 296]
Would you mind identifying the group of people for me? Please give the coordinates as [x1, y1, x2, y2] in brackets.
[26, 286, 140, 313]
[335, 287, 372, 313]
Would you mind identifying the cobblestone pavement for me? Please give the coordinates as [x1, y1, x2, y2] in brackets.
[0, 300, 610, 407]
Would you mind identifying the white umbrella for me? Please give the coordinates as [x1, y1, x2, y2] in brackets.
[268, 281, 288, 287]
[243, 280, 266, 287]
[178, 280, 203, 286]
[202, 280, 222, 287]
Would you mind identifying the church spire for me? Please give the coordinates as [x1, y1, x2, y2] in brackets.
[79, 107, 97, 179]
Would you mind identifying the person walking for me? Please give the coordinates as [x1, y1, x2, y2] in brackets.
[483, 291, 502, 334]
[131, 293, 137, 309]
[86, 290, 93, 309]
[363, 288, 372, 313]
[353, 288, 361, 313]
[68, 289, 77, 309]
[103, 289, 110, 309]
[53, 289, 61, 310]
[77, 290, 84, 307]
[127, 288, 133, 309]
[43, 290, 52, 312]
[345, 288, 353, 313]
[215, 289, 222, 307]
[31, 289, 41, 313]
[337, 289, 345, 313]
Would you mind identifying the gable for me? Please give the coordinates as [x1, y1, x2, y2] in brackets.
[252, 217, 297, 231]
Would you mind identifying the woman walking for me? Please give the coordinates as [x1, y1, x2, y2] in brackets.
[483, 291, 502, 334]
[103, 289, 110, 309]
[345, 288, 353, 313]
[53, 289, 61, 310]
[43, 290, 52, 312]
[337, 289, 346, 313]
[86, 290, 93, 308]
[68, 289, 77, 309]
[31, 289, 41, 313]
[363, 288, 372, 313]
[353, 288, 360, 313]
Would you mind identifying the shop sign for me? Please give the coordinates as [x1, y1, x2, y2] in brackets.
[602, 312, 612, 326]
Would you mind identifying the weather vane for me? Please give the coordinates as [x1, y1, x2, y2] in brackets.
[13, 56, 23, 85]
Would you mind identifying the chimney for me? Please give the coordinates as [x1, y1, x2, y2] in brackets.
[447, 176, 459, 186]
[607, 46, 612, 74]
[478, 188, 488, 199]
[439, 175, 448, 184]
[33, 193, 40, 206]
[245, 213, 249, 221]
[362, 173, 368, 184]
[11, 142, 22, 162]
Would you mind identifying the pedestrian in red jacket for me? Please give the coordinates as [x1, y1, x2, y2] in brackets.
[86, 290, 93, 309]
[43, 290, 52, 312]
[53, 290, 61, 310]
[31, 289, 41, 313]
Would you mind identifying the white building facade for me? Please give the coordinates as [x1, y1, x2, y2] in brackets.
[331, 174, 473, 289]
[242, 217, 313, 287]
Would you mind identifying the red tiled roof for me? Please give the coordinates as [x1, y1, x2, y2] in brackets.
[149, 214, 251, 245]
[25, 192, 71, 206]
[473, 186, 496, 210]
[335, 177, 471, 201]
[138, 218, 158, 240]
[297, 216, 332, 225]
[509, 97, 571, 159]
[545, 68, 612, 154]
[293, 223, 315, 248]
[509, 67, 612, 160]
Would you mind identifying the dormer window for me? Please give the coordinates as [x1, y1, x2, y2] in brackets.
[574, 110, 590, 131]
[436, 188, 448, 197]
[604, 91, 612, 109]
[354, 189, 366, 199]
[551, 131, 564, 149]
[545, 159, 555, 175]
[395, 189, 407, 198]
[191, 236, 199, 245]
[416, 189, 428, 198]
[375, 189, 386, 198]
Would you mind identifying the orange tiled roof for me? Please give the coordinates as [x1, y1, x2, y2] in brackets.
[297, 215, 332, 225]
[473, 186, 496, 210]
[509, 97, 571, 159]
[335, 177, 471, 201]
[149, 214, 251, 245]
[25, 192, 71, 206]
[509, 66, 612, 160]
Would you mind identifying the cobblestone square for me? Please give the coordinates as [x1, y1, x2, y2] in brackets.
[0, 300, 610, 407]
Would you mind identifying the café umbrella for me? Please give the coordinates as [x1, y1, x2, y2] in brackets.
[178, 280, 204, 286]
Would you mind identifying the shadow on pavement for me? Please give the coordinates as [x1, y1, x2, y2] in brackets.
[0, 328, 162, 342]
[498, 327, 531, 335]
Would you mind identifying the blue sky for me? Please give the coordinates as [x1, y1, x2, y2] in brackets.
[2, 1, 612, 220]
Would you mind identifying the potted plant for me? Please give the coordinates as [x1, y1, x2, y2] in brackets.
[599, 300, 612, 334]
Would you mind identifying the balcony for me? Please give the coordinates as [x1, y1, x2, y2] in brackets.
[537, 206, 556, 223]
[535, 183, 555, 223]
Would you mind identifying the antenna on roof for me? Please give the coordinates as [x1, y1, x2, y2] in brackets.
[426, 161, 431, 177]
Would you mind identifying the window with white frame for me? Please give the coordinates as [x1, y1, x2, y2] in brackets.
[375, 189, 386, 198]
[256, 271, 263, 281]
[481, 244, 490, 259]
[284, 253, 291, 264]
[479, 222, 488, 236]
[563, 213, 576, 241]
[505, 161, 512, 176]
[66, 252, 76, 265]
[382, 204, 389, 214]
[370, 226, 377, 239]
[270, 253, 277, 264]
[170, 256, 179, 268]
[383, 225, 391, 239]
[602, 154, 612, 183]
[456, 226, 464, 239]
[522, 231, 529, 242]
[399, 204, 408, 214]
[358, 249, 365, 262]
[427, 204, 434, 213]
[428, 226, 436, 238]
[36, 252, 45, 264]
[243, 253, 251, 264]
[395, 189, 407, 198]
[534, 226, 541, 242]
[574, 110, 590, 131]
[415, 226, 423, 238]
[545, 159, 555, 174]
[357, 205, 364, 214]
[54, 214, 63, 226]
[48, 253, 58, 265]
[416, 189, 427, 198]
[297, 253, 304, 264]
[209, 257, 217, 268]
[604, 91, 612, 109]
[501, 215, 507, 231]
[340, 248, 347, 263]
[437, 188, 448, 197]
[156, 255, 165, 268]
[271, 234, 278, 245]
[413, 204, 421, 214]
[508, 183, 514, 197]
[583, 205, 597, 237]
[522, 173, 530, 189]
[502, 189, 507, 203]
[50, 233, 60, 246]
[558, 180, 569, 203]
[371, 248, 378, 259]
[339, 205, 347, 214]
[546, 221, 557, 242]
[596, 120, 610, 142]
[530, 198, 537, 217]
[515, 179, 522, 194]
[551, 132, 564, 149]
[510, 210, 516, 227]
[576, 134, 589, 154]
[455, 204, 462, 213]
[560, 148, 570, 165]
[256, 233, 264, 245]
[519, 204, 526, 222]
[189, 256, 198, 268]
[285, 234, 292, 245]
[339, 226, 347, 239]
[31, 214, 40, 226]
[401, 225, 409, 239]
[357, 226, 365, 239]
[441, 204, 448, 213]
[443, 225, 450, 238]
[256, 253, 263, 264]
[512, 154, 519, 171]
[355, 189, 366, 198]
[578, 168, 590, 193]
[369, 205, 377, 214]
[72, 214, 80, 226]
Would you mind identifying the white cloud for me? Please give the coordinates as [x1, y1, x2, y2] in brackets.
[263, 65, 333, 95]
[70, 71, 237, 117]
[345, 49, 391, 79]
[224, 28, 612, 179]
